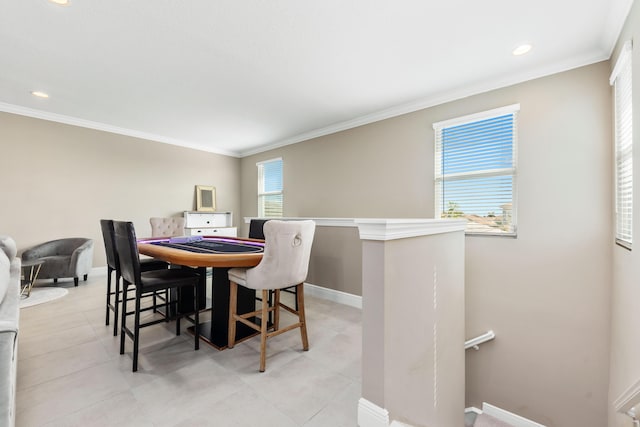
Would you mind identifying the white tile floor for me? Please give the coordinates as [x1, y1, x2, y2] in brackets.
[16, 275, 362, 426]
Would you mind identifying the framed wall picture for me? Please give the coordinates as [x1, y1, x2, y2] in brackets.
[195, 185, 216, 212]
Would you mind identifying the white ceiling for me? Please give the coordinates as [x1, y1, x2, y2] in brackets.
[0, 0, 633, 157]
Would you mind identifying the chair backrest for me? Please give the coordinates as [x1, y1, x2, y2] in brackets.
[150, 217, 185, 237]
[113, 221, 141, 287]
[248, 219, 270, 239]
[100, 219, 118, 270]
[245, 220, 315, 290]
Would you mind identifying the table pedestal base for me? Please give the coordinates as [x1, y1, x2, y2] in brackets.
[188, 318, 263, 350]
[186, 266, 261, 350]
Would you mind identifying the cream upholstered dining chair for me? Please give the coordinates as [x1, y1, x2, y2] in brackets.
[150, 217, 185, 237]
[227, 220, 315, 372]
[248, 219, 298, 312]
[148, 216, 186, 313]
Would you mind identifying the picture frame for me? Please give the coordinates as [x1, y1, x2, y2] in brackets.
[195, 185, 216, 212]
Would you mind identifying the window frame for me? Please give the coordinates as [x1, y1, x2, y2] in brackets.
[433, 104, 519, 237]
[611, 40, 633, 250]
[257, 157, 283, 218]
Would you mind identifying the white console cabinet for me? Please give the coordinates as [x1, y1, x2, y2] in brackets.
[183, 211, 237, 237]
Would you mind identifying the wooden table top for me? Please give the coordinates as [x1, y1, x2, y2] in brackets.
[137, 236, 264, 268]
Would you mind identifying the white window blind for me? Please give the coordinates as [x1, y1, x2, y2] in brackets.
[257, 158, 283, 217]
[611, 40, 633, 249]
[434, 105, 519, 236]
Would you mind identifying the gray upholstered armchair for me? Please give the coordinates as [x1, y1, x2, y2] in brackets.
[21, 238, 94, 286]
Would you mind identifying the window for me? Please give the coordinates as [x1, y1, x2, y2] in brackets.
[434, 104, 519, 236]
[611, 40, 633, 249]
[257, 158, 283, 217]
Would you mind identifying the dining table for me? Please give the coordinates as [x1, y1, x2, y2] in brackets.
[137, 235, 264, 349]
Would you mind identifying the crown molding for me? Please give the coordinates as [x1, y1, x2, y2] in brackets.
[238, 51, 609, 158]
[602, 0, 635, 56]
[0, 47, 615, 160]
[0, 102, 241, 158]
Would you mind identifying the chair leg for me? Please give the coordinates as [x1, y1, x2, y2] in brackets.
[260, 289, 269, 372]
[164, 289, 169, 319]
[267, 289, 274, 324]
[105, 267, 112, 326]
[83, 274, 88, 281]
[194, 283, 200, 351]
[297, 284, 309, 351]
[273, 289, 281, 331]
[228, 281, 238, 349]
[74, 277, 79, 287]
[113, 271, 121, 337]
[132, 290, 141, 372]
[120, 280, 128, 355]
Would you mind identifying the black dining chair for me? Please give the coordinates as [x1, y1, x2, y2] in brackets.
[113, 220, 201, 372]
[100, 219, 169, 336]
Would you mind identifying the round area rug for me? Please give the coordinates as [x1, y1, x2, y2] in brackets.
[20, 287, 68, 309]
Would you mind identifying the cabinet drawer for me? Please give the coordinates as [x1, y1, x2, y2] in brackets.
[184, 212, 232, 228]
[185, 227, 237, 237]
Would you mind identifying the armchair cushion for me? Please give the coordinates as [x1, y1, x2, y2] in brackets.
[0, 236, 17, 311]
[0, 235, 19, 426]
[0, 236, 17, 261]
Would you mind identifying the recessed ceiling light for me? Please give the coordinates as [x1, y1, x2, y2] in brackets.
[31, 91, 49, 99]
[512, 44, 532, 56]
[48, 0, 70, 5]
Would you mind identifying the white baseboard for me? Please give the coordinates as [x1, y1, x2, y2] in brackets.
[482, 403, 546, 427]
[465, 406, 482, 415]
[91, 266, 108, 276]
[356, 399, 415, 427]
[358, 398, 390, 427]
[305, 282, 362, 309]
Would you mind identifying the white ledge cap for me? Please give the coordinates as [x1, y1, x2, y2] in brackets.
[243, 217, 467, 240]
[354, 218, 466, 241]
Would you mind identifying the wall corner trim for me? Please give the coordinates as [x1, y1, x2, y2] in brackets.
[614, 377, 640, 414]
[355, 218, 467, 241]
[358, 398, 390, 427]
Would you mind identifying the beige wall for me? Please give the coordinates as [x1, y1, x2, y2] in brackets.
[0, 112, 241, 267]
[608, 1, 640, 426]
[240, 111, 433, 220]
[240, 61, 613, 426]
[306, 225, 362, 296]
